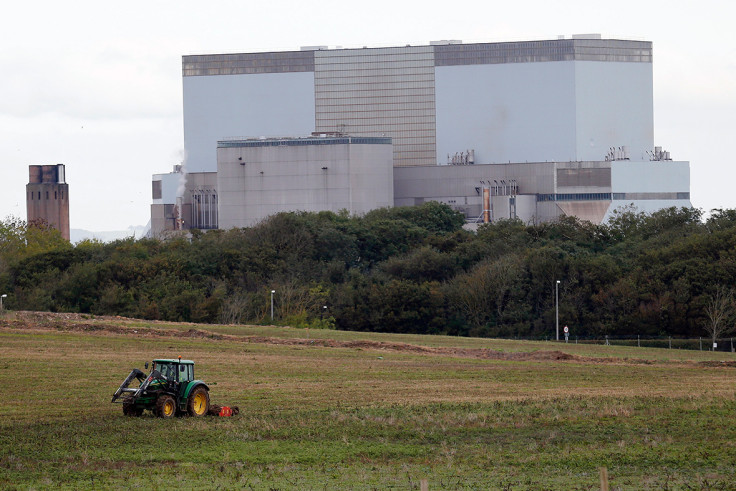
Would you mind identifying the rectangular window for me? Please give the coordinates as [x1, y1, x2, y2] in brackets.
[152, 181, 162, 200]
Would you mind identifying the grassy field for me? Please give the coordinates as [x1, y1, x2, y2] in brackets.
[1, 312, 735, 489]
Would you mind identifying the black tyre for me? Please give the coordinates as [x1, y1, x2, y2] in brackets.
[155, 394, 176, 418]
[187, 386, 210, 417]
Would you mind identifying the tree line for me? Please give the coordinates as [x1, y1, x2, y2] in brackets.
[2, 203, 736, 339]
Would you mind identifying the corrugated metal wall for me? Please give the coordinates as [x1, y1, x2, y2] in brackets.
[314, 47, 436, 167]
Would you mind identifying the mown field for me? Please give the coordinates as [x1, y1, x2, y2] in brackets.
[1, 312, 735, 490]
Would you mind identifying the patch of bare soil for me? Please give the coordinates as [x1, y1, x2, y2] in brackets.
[0, 311, 705, 367]
[697, 360, 736, 368]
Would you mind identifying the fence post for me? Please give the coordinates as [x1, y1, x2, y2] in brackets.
[669, 336, 672, 349]
[700, 337, 702, 351]
[599, 467, 609, 491]
[637, 335, 640, 348]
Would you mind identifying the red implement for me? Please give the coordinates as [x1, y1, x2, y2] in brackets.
[208, 404, 239, 417]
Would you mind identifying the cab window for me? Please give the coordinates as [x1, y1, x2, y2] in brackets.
[158, 363, 176, 381]
[179, 364, 193, 382]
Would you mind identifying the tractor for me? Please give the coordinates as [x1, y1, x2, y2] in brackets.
[111, 358, 210, 418]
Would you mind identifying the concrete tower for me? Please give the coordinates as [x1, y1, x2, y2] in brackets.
[26, 164, 70, 241]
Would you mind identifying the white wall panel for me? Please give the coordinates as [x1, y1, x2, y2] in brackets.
[611, 161, 689, 193]
[183, 72, 315, 173]
[435, 62, 577, 165]
[574, 62, 654, 161]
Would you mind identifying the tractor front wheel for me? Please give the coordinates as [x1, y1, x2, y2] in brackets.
[155, 395, 176, 418]
[187, 386, 210, 417]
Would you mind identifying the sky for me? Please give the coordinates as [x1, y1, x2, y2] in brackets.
[1, 0, 734, 232]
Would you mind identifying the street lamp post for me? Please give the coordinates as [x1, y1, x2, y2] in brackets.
[321, 305, 327, 321]
[0, 294, 6, 311]
[555, 280, 560, 341]
[270, 290, 275, 321]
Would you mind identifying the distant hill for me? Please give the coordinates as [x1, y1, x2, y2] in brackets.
[71, 224, 149, 243]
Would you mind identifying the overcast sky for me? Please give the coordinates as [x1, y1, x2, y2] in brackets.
[1, 0, 734, 232]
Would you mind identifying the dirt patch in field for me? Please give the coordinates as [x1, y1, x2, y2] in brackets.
[697, 360, 736, 368]
[0, 311, 709, 367]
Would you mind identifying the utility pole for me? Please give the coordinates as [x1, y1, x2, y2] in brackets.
[270, 290, 275, 321]
[555, 280, 560, 341]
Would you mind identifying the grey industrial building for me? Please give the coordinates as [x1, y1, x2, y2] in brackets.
[151, 35, 691, 235]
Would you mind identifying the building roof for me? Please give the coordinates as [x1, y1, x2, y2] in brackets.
[217, 136, 392, 148]
[183, 38, 652, 77]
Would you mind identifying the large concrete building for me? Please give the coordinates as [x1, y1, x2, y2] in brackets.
[27, 164, 70, 241]
[182, 36, 655, 172]
[151, 35, 691, 234]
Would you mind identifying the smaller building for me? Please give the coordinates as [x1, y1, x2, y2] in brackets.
[151, 167, 217, 236]
[26, 164, 70, 240]
[216, 135, 394, 229]
[393, 155, 691, 225]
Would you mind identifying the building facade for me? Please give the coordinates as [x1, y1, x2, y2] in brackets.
[150, 36, 690, 232]
[26, 164, 70, 241]
[182, 36, 654, 172]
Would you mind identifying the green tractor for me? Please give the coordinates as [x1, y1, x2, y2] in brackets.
[111, 358, 210, 418]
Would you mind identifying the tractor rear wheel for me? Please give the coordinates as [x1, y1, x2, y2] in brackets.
[155, 395, 176, 418]
[123, 397, 143, 417]
[187, 386, 210, 417]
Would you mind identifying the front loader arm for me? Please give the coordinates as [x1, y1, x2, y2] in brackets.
[111, 368, 146, 403]
[136, 369, 165, 396]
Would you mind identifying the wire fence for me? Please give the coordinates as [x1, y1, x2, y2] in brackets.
[539, 335, 736, 352]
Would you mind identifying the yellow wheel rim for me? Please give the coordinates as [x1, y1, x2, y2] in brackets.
[163, 400, 175, 417]
[193, 392, 207, 415]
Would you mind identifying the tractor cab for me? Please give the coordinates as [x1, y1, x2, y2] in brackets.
[153, 358, 194, 383]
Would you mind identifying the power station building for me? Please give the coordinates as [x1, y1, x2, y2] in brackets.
[27, 164, 70, 241]
[151, 35, 691, 235]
